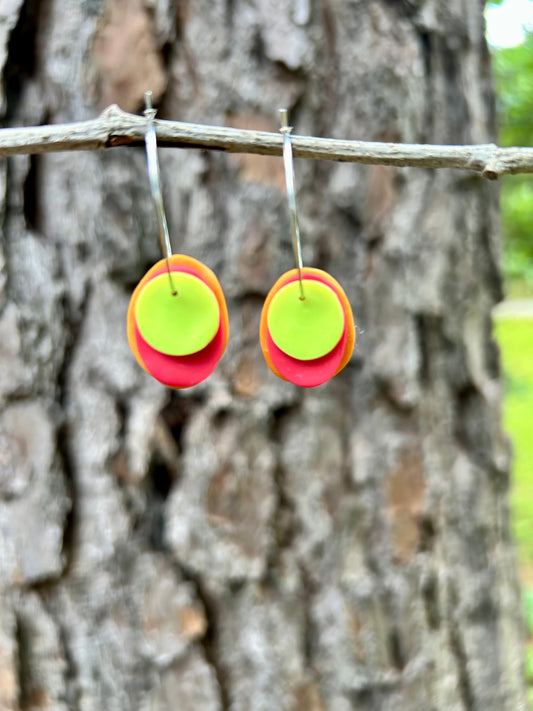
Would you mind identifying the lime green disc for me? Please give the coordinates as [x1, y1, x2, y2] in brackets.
[135, 272, 220, 356]
[267, 280, 345, 360]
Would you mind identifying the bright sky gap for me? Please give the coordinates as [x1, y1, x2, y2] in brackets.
[485, 0, 533, 48]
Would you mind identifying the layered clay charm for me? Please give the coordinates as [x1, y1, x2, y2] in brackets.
[260, 268, 355, 387]
[127, 255, 229, 388]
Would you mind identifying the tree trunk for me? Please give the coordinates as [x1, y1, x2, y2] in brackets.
[0, 1, 527, 710]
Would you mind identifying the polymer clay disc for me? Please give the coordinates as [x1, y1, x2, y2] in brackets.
[266, 323, 347, 388]
[127, 256, 229, 387]
[260, 269, 356, 385]
[265, 274, 348, 387]
[128, 265, 213, 373]
[267, 280, 344, 361]
[134, 318, 225, 388]
[135, 272, 220, 356]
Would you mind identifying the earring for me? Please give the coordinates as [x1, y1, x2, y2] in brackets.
[127, 92, 229, 388]
[260, 109, 355, 388]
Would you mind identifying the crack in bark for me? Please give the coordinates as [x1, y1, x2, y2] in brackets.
[298, 564, 316, 672]
[453, 383, 493, 471]
[55, 422, 77, 579]
[39, 592, 82, 711]
[49, 606, 81, 711]
[447, 585, 475, 711]
[387, 616, 406, 672]
[15, 613, 31, 711]
[421, 573, 440, 630]
[3, 0, 43, 120]
[136, 433, 180, 551]
[225, 0, 235, 30]
[414, 314, 430, 386]
[416, 29, 434, 142]
[22, 153, 39, 231]
[263, 404, 301, 581]
[318, 0, 340, 137]
[384, 0, 420, 19]
[15, 596, 80, 710]
[175, 564, 231, 711]
[131, 393, 201, 547]
[263, 463, 297, 583]
[54, 287, 91, 577]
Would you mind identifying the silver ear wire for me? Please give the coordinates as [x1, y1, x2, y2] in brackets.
[144, 91, 177, 296]
[279, 108, 304, 301]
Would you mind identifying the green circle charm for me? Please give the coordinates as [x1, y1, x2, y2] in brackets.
[135, 272, 220, 355]
[267, 280, 345, 360]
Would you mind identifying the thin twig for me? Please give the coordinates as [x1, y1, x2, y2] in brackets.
[0, 103, 532, 180]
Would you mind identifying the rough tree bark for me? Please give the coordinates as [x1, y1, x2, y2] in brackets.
[0, 1, 527, 710]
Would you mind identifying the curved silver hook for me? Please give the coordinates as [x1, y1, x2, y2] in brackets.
[279, 108, 304, 300]
[144, 91, 177, 296]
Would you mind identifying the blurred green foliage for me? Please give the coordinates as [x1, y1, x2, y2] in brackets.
[495, 317, 533, 559]
[493, 34, 533, 147]
[488, 4, 533, 701]
[494, 315, 533, 705]
[491, 26, 533, 293]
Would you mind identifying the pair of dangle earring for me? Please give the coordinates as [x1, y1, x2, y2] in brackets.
[127, 98, 355, 389]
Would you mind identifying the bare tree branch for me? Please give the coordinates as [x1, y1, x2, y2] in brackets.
[0, 103, 531, 179]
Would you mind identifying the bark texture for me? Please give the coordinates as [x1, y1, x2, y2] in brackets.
[0, 1, 527, 710]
